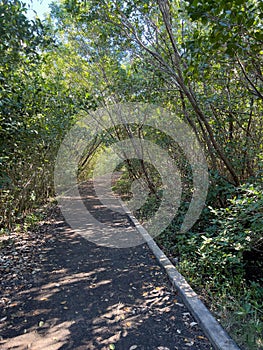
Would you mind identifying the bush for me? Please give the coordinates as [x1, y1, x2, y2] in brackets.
[170, 183, 263, 349]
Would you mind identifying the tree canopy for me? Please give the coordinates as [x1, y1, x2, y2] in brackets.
[0, 1, 262, 348]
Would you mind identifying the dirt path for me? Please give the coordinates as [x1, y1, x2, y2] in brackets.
[0, 181, 213, 350]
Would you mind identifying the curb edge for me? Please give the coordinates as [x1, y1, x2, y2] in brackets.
[123, 205, 241, 350]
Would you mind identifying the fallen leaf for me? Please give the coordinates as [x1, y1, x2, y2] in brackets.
[185, 341, 194, 346]
[175, 302, 184, 307]
[184, 338, 194, 346]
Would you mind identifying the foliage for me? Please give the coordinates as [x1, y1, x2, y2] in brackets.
[61, 0, 263, 186]
[0, 1, 78, 229]
[155, 183, 263, 349]
[186, 0, 263, 57]
[1, 1, 263, 349]
[55, 3, 262, 347]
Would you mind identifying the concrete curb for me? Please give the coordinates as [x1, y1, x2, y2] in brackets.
[123, 205, 241, 350]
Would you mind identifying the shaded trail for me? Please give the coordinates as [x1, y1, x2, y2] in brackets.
[0, 181, 213, 350]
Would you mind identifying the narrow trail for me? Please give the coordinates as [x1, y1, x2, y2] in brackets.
[0, 181, 213, 350]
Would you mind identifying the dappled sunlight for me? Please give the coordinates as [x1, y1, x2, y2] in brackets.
[33, 269, 109, 301]
[15, 269, 106, 302]
[0, 320, 71, 350]
[86, 279, 112, 290]
[0, 215, 211, 349]
[35, 270, 105, 297]
[0, 181, 212, 349]
[87, 283, 185, 348]
[92, 302, 141, 327]
[90, 302, 144, 347]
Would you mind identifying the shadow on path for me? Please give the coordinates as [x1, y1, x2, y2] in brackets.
[0, 181, 213, 350]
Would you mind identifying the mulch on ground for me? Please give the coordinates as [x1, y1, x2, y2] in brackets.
[0, 182, 214, 350]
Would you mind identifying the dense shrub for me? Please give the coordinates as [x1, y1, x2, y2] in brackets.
[165, 183, 263, 349]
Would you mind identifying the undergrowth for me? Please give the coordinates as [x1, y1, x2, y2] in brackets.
[113, 174, 263, 350]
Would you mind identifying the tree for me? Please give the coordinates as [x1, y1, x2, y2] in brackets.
[0, 0, 78, 228]
[55, 0, 262, 186]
